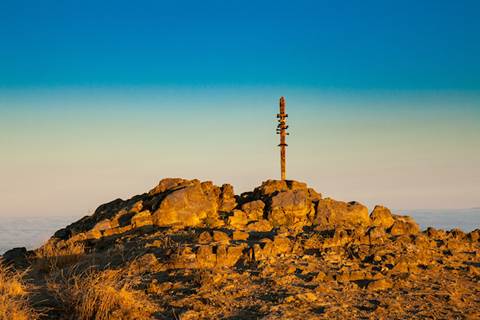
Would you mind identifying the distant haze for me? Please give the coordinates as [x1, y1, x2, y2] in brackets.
[0, 1, 479, 217]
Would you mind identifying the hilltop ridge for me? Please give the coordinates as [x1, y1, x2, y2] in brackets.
[2, 178, 480, 319]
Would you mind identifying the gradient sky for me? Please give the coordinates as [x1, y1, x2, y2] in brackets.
[0, 0, 479, 217]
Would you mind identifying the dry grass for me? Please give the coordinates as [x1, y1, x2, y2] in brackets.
[0, 262, 39, 320]
[33, 240, 85, 273]
[47, 266, 156, 320]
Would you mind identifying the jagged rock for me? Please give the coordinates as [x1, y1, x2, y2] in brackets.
[241, 200, 265, 220]
[314, 198, 370, 227]
[255, 180, 289, 196]
[219, 184, 237, 212]
[92, 219, 112, 232]
[216, 244, 246, 267]
[152, 181, 219, 227]
[148, 178, 191, 196]
[367, 278, 392, 291]
[198, 231, 213, 244]
[370, 205, 395, 228]
[246, 220, 273, 232]
[53, 227, 72, 240]
[232, 230, 249, 241]
[2, 247, 29, 268]
[212, 231, 230, 244]
[227, 210, 249, 228]
[468, 229, 480, 242]
[367, 226, 387, 243]
[131, 210, 153, 228]
[389, 215, 420, 236]
[268, 189, 314, 227]
[196, 245, 217, 268]
[307, 188, 322, 202]
[426, 227, 447, 239]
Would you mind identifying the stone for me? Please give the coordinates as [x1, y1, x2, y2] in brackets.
[225, 244, 246, 266]
[218, 184, 237, 212]
[227, 210, 249, 228]
[307, 188, 322, 202]
[468, 229, 480, 242]
[131, 210, 153, 228]
[198, 231, 213, 244]
[367, 278, 392, 291]
[370, 205, 395, 229]
[92, 219, 112, 232]
[314, 198, 370, 227]
[152, 181, 219, 227]
[213, 231, 230, 244]
[246, 220, 273, 232]
[53, 228, 72, 240]
[130, 200, 144, 213]
[426, 227, 446, 239]
[2, 247, 29, 268]
[272, 235, 291, 254]
[268, 189, 314, 227]
[241, 200, 265, 220]
[196, 245, 217, 268]
[286, 180, 308, 191]
[389, 216, 420, 236]
[296, 292, 317, 302]
[254, 180, 289, 196]
[148, 178, 191, 196]
[232, 230, 249, 241]
[368, 226, 387, 241]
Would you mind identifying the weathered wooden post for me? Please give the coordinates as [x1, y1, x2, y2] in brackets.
[276, 96, 289, 180]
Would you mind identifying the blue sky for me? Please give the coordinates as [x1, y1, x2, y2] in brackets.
[0, 1, 479, 216]
[1, 0, 479, 88]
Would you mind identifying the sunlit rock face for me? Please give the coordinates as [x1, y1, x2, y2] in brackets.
[48, 178, 422, 243]
[18, 178, 479, 320]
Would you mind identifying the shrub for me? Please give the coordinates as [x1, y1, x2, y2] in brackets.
[0, 262, 39, 320]
[47, 266, 156, 320]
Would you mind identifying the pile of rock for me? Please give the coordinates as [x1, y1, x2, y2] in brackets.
[5, 178, 478, 319]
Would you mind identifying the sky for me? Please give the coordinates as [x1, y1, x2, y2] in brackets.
[0, 0, 479, 217]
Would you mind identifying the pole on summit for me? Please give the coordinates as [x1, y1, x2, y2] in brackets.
[276, 97, 289, 180]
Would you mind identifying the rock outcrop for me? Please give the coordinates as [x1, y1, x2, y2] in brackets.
[6, 178, 479, 320]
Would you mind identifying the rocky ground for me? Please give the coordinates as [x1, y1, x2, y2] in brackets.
[3, 178, 480, 319]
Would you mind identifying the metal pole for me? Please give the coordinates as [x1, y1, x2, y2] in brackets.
[276, 97, 288, 180]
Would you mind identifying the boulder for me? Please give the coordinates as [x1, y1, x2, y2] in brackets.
[131, 210, 153, 228]
[241, 200, 265, 220]
[218, 184, 237, 212]
[232, 230, 249, 241]
[152, 181, 219, 227]
[246, 220, 273, 232]
[307, 188, 322, 202]
[367, 278, 392, 291]
[267, 189, 314, 227]
[198, 231, 213, 244]
[2, 247, 29, 268]
[148, 178, 191, 196]
[314, 198, 370, 227]
[227, 210, 249, 229]
[389, 216, 420, 236]
[196, 245, 217, 268]
[213, 231, 230, 244]
[370, 205, 395, 229]
[254, 180, 289, 196]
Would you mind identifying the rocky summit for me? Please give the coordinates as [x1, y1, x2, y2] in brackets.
[4, 178, 480, 319]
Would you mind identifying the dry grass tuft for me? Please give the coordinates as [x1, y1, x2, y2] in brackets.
[33, 240, 85, 273]
[47, 267, 156, 320]
[0, 262, 39, 320]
